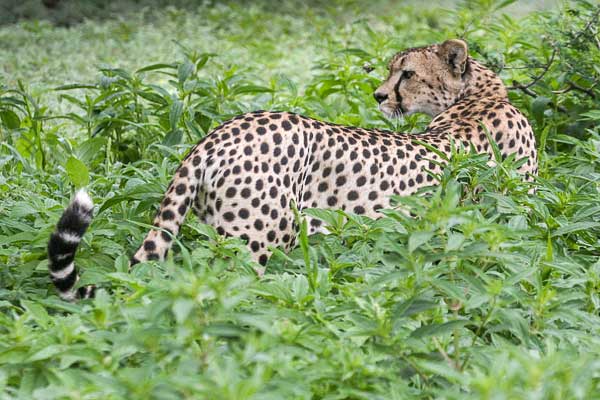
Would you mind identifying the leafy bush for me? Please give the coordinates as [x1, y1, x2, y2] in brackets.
[1, 0, 599, 398]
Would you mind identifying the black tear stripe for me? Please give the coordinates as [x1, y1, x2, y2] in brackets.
[393, 74, 403, 109]
[47, 191, 95, 301]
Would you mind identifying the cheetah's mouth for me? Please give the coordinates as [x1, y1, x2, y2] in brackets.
[379, 101, 405, 119]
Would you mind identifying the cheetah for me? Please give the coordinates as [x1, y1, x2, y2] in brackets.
[48, 39, 537, 300]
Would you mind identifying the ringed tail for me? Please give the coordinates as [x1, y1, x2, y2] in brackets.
[47, 151, 203, 300]
[47, 190, 95, 301]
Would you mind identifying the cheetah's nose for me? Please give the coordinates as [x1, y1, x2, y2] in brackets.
[374, 92, 388, 104]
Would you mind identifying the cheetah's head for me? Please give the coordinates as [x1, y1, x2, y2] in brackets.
[374, 39, 469, 118]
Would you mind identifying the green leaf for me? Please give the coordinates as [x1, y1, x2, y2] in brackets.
[53, 83, 98, 90]
[27, 345, 67, 362]
[172, 299, 194, 324]
[0, 110, 20, 129]
[304, 208, 344, 230]
[137, 90, 168, 105]
[410, 319, 469, 338]
[135, 63, 177, 73]
[169, 100, 183, 131]
[531, 96, 551, 125]
[579, 110, 600, 121]
[21, 300, 50, 327]
[446, 232, 465, 251]
[394, 297, 438, 317]
[408, 231, 434, 253]
[231, 85, 274, 95]
[65, 156, 90, 188]
[163, 129, 183, 146]
[76, 137, 106, 164]
[414, 359, 465, 382]
[552, 222, 600, 237]
[178, 60, 195, 83]
[203, 323, 245, 338]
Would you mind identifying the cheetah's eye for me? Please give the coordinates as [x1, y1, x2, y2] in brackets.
[402, 70, 415, 79]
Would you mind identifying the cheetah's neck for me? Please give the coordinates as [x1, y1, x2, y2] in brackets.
[458, 58, 508, 102]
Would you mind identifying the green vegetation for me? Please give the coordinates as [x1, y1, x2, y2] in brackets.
[1, 0, 599, 398]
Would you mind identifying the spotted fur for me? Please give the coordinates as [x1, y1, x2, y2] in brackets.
[48, 39, 537, 300]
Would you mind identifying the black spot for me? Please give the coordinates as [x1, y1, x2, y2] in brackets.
[224, 212, 235, 222]
[254, 219, 264, 231]
[238, 208, 250, 219]
[279, 218, 288, 230]
[241, 188, 251, 198]
[161, 230, 172, 242]
[348, 191, 359, 200]
[353, 206, 365, 214]
[162, 210, 175, 220]
[226, 187, 236, 198]
[175, 184, 186, 195]
[144, 241, 156, 251]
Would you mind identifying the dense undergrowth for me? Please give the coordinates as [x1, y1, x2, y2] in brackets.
[1, 0, 599, 398]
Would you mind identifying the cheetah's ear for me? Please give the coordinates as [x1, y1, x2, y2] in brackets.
[439, 39, 468, 76]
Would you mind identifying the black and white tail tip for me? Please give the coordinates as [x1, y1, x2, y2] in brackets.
[47, 190, 96, 301]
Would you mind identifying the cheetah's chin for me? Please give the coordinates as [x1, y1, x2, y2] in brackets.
[379, 104, 405, 120]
